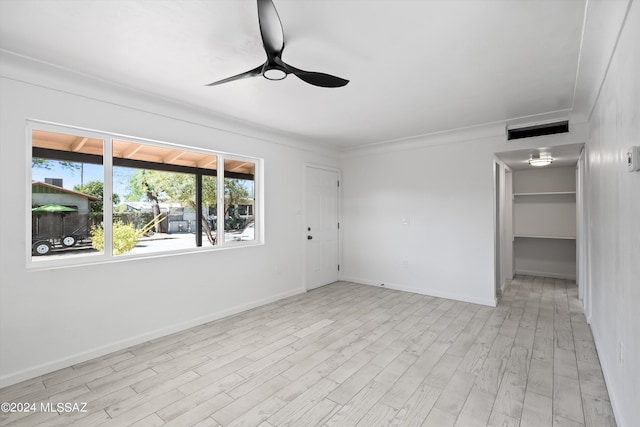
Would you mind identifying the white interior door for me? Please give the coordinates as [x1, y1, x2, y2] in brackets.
[305, 166, 339, 290]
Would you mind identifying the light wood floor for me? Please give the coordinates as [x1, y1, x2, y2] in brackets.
[0, 276, 616, 427]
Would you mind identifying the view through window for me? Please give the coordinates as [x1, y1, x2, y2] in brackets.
[31, 130, 105, 259]
[224, 158, 256, 243]
[30, 127, 260, 264]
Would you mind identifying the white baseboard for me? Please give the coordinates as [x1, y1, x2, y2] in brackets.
[514, 269, 576, 280]
[0, 288, 306, 388]
[339, 276, 497, 307]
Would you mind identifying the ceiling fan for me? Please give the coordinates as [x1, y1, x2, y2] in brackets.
[206, 0, 349, 88]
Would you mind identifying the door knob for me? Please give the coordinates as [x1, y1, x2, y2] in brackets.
[307, 235, 313, 240]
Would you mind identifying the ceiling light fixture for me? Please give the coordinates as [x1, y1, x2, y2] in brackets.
[528, 153, 553, 167]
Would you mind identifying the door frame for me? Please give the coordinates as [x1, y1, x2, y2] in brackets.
[493, 158, 513, 301]
[576, 146, 591, 322]
[504, 168, 514, 281]
[303, 163, 342, 291]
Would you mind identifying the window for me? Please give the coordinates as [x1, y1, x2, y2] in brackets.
[31, 129, 105, 259]
[29, 123, 261, 266]
[223, 158, 256, 243]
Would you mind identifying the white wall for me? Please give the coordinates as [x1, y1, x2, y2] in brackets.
[512, 167, 577, 194]
[340, 136, 499, 306]
[513, 238, 576, 279]
[512, 167, 577, 279]
[584, 1, 640, 426]
[0, 53, 339, 387]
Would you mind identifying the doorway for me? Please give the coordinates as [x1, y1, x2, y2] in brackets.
[305, 165, 339, 290]
[494, 143, 584, 292]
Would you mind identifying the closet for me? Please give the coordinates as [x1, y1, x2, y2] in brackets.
[512, 166, 576, 279]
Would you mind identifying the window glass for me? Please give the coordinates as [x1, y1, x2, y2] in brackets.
[111, 140, 218, 256]
[31, 130, 104, 260]
[223, 159, 256, 243]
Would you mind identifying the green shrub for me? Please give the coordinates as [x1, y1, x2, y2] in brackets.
[90, 221, 139, 255]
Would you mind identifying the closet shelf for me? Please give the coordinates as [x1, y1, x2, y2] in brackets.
[514, 234, 576, 240]
[513, 191, 576, 196]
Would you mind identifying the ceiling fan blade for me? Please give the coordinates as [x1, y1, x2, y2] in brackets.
[205, 64, 263, 87]
[284, 63, 349, 88]
[257, 0, 284, 58]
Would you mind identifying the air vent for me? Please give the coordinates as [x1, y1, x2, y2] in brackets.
[507, 120, 569, 141]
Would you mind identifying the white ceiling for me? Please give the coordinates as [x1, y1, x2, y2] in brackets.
[0, 0, 588, 149]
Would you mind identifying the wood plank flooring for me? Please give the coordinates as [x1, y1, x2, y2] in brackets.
[0, 276, 616, 426]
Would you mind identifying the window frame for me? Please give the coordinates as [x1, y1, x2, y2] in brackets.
[27, 120, 263, 269]
[218, 154, 260, 247]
